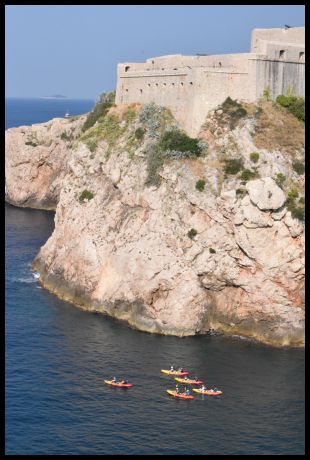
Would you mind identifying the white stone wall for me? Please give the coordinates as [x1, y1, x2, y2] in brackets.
[115, 27, 305, 136]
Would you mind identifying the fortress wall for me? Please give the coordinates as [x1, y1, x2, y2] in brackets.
[188, 64, 257, 136]
[115, 54, 257, 135]
[255, 59, 305, 100]
[258, 42, 305, 62]
[115, 27, 304, 136]
[115, 67, 195, 129]
[251, 27, 305, 53]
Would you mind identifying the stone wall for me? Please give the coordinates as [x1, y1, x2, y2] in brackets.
[115, 27, 305, 136]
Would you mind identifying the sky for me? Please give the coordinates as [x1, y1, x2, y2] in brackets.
[5, 5, 305, 100]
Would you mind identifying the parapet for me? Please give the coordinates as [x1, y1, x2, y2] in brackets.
[251, 27, 305, 53]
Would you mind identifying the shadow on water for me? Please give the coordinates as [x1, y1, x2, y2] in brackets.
[5, 204, 305, 455]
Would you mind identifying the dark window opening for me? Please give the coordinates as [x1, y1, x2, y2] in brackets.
[125, 89, 128, 92]
[152, 60, 154, 64]
[140, 89, 143, 94]
[125, 66, 130, 72]
[299, 52, 304, 62]
[147, 83, 151, 87]
[219, 62, 222, 67]
[279, 50, 286, 60]
[190, 82, 193, 85]
[180, 82, 184, 86]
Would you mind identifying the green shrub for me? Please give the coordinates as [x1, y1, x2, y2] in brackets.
[293, 161, 305, 175]
[240, 169, 257, 182]
[85, 139, 98, 152]
[224, 158, 244, 175]
[60, 131, 72, 141]
[236, 188, 247, 197]
[250, 152, 260, 163]
[285, 189, 304, 222]
[79, 190, 94, 202]
[187, 228, 197, 240]
[276, 95, 305, 122]
[221, 97, 247, 129]
[274, 173, 286, 188]
[135, 127, 145, 140]
[263, 86, 271, 101]
[139, 102, 165, 138]
[82, 92, 115, 132]
[209, 248, 216, 254]
[288, 189, 299, 200]
[195, 179, 206, 191]
[158, 129, 203, 157]
[299, 197, 305, 205]
[145, 144, 164, 187]
[290, 207, 305, 221]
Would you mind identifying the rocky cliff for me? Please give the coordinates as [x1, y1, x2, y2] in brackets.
[5, 100, 305, 346]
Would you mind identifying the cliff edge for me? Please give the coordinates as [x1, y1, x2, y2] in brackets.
[5, 99, 305, 346]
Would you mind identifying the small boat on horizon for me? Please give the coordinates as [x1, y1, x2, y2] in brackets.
[64, 110, 70, 118]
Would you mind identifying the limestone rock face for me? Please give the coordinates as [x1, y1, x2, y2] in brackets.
[5, 109, 305, 347]
[246, 177, 286, 211]
[5, 117, 85, 209]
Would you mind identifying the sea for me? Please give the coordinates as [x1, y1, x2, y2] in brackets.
[5, 98, 305, 455]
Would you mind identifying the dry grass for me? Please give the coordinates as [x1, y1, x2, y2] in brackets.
[182, 158, 206, 177]
[108, 103, 142, 121]
[252, 101, 304, 156]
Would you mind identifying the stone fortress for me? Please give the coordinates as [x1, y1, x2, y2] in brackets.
[115, 27, 305, 136]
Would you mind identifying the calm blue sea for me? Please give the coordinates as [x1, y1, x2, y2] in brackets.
[5, 99, 305, 455]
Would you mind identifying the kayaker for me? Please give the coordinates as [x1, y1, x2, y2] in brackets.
[112, 376, 117, 382]
[185, 388, 190, 396]
[175, 384, 180, 394]
[170, 365, 174, 371]
[201, 384, 206, 391]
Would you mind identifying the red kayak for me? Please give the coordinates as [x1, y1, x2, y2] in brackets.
[104, 379, 133, 388]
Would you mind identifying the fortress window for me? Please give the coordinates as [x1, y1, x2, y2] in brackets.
[279, 50, 286, 60]
[140, 89, 143, 94]
[163, 83, 166, 87]
[125, 89, 128, 92]
[147, 83, 151, 87]
[155, 83, 159, 87]
[219, 62, 222, 67]
[299, 52, 304, 62]
[172, 82, 175, 86]
[152, 60, 154, 64]
[189, 82, 193, 85]
[125, 66, 130, 72]
[180, 82, 184, 86]
[173, 68, 178, 70]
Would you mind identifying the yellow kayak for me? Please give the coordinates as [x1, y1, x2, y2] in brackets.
[175, 377, 203, 385]
[161, 369, 189, 376]
[166, 389, 194, 399]
[193, 388, 223, 395]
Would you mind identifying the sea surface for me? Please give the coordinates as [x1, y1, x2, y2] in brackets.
[5, 99, 305, 455]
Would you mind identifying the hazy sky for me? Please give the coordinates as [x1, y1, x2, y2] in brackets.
[5, 5, 305, 99]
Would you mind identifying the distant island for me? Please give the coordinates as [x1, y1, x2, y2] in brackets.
[40, 95, 67, 99]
